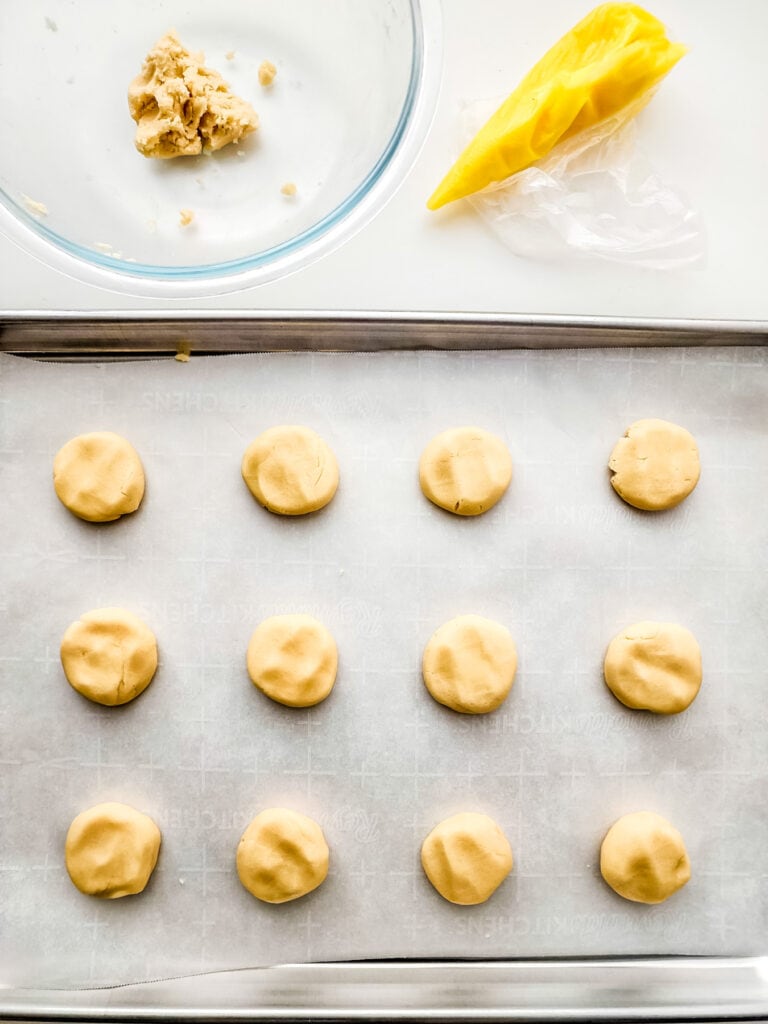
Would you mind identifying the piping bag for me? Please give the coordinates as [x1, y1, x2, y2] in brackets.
[428, 3, 704, 268]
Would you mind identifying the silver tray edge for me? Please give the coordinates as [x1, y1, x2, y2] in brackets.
[0, 311, 766, 354]
[2, 958, 768, 1022]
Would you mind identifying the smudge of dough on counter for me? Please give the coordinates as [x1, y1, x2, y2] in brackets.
[259, 60, 277, 87]
[179, 208, 195, 227]
[128, 31, 259, 158]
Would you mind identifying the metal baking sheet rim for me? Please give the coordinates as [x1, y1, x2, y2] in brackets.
[2, 958, 768, 1022]
[0, 311, 766, 353]
[2, 320, 767, 1022]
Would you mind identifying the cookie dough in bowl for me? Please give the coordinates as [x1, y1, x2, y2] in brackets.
[600, 810, 691, 904]
[129, 31, 259, 158]
[65, 802, 161, 899]
[419, 427, 512, 516]
[608, 418, 700, 511]
[237, 808, 329, 903]
[60, 608, 158, 707]
[53, 432, 145, 522]
[246, 614, 338, 707]
[242, 426, 339, 515]
[604, 621, 701, 714]
[421, 812, 513, 905]
[422, 614, 517, 714]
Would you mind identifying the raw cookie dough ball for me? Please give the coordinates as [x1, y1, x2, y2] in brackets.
[421, 812, 513, 905]
[241, 425, 339, 515]
[600, 810, 691, 904]
[237, 808, 329, 903]
[422, 615, 517, 714]
[246, 614, 338, 708]
[61, 608, 158, 706]
[419, 427, 512, 516]
[53, 431, 145, 522]
[604, 621, 701, 714]
[608, 419, 700, 511]
[65, 802, 161, 899]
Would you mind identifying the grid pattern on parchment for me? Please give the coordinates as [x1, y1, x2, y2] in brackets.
[0, 347, 766, 987]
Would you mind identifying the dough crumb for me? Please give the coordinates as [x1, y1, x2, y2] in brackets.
[128, 31, 259, 158]
[22, 195, 48, 217]
[259, 60, 277, 87]
[179, 208, 195, 227]
[281, 182, 298, 197]
[225, 50, 236, 61]
[93, 242, 122, 258]
[92, 242, 123, 259]
[175, 342, 192, 362]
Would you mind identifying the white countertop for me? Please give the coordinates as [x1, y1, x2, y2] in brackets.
[1, 0, 766, 320]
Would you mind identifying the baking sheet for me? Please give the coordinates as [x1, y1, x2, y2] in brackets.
[0, 347, 766, 989]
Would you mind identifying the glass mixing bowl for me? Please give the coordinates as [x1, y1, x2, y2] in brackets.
[0, 0, 441, 297]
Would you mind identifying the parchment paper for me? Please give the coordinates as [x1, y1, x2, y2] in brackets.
[0, 347, 766, 988]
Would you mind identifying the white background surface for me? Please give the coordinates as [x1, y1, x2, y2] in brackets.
[1, 347, 766, 987]
[0, 0, 767, 318]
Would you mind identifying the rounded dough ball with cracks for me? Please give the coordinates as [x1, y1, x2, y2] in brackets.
[241, 425, 339, 515]
[600, 810, 691, 904]
[60, 608, 158, 706]
[422, 614, 517, 714]
[419, 427, 512, 516]
[237, 808, 329, 903]
[53, 431, 145, 522]
[608, 418, 700, 511]
[65, 802, 161, 899]
[246, 614, 338, 708]
[604, 620, 701, 714]
[421, 812, 513, 905]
